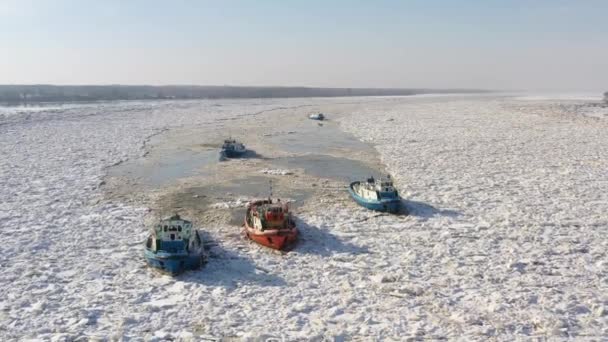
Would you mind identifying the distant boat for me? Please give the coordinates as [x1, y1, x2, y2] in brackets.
[348, 175, 400, 213]
[244, 199, 298, 250]
[220, 138, 247, 159]
[309, 113, 325, 120]
[144, 214, 207, 275]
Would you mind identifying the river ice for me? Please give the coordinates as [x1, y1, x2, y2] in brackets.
[0, 95, 606, 340]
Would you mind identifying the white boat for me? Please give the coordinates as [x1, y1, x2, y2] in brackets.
[308, 113, 325, 120]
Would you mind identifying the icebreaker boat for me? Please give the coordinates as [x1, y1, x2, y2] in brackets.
[220, 138, 247, 159]
[308, 113, 325, 120]
[244, 198, 298, 250]
[144, 214, 207, 275]
[348, 175, 400, 213]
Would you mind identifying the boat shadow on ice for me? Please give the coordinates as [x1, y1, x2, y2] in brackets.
[179, 231, 287, 287]
[293, 217, 369, 257]
[241, 149, 268, 159]
[402, 199, 460, 219]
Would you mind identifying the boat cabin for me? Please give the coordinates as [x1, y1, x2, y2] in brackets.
[222, 138, 245, 151]
[248, 200, 290, 230]
[356, 176, 399, 200]
[146, 214, 195, 253]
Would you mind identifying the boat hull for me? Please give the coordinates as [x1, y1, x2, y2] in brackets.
[244, 223, 298, 250]
[221, 149, 247, 158]
[348, 181, 401, 213]
[144, 249, 204, 275]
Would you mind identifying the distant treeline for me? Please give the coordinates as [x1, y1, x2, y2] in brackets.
[0, 85, 488, 104]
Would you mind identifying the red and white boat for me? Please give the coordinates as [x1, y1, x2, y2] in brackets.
[244, 198, 298, 250]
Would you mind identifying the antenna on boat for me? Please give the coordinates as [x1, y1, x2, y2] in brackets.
[269, 179, 274, 201]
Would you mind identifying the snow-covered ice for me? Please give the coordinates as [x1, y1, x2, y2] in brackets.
[0, 95, 606, 340]
[209, 198, 252, 209]
[258, 168, 294, 175]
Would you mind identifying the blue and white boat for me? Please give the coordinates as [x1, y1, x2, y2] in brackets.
[348, 175, 400, 213]
[309, 113, 325, 120]
[144, 214, 207, 275]
[220, 138, 247, 159]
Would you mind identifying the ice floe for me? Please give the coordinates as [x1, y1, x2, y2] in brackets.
[1, 95, 606, 340]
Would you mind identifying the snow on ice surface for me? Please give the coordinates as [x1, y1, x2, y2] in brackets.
[1, 96, 607, 340]
[209, 198, 251, 209]
[258, 168, 294, 175]
[340, 97, 608, 339]
[0, 98, 350, 340]
[514, 93, 604, 102]
[577, 105, 608, 120]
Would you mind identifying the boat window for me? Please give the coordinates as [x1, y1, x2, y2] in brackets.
[178, 226, 182, 232]
[170, 234, 175, 240]
[163, 225, 168, 232]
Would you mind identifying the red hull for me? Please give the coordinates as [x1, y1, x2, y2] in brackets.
[245, 226, 298, 250]
[244, 199, 298, 250]
[244, 221, 298, 250]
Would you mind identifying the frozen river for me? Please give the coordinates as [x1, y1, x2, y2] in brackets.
[0, 95, 606, 340]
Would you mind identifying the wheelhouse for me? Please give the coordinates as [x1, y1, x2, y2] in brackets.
[146, 214, 195, 253]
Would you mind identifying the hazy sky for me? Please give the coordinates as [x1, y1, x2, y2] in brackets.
[1, 0, 607, 91]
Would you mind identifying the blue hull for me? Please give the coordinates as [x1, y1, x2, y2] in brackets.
[348, 182, 400, 213]
[144, 249, 204, 275]
[221, 149, 247, 158]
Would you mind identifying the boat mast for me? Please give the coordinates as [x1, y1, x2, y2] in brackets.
[269, 180, 273, 200]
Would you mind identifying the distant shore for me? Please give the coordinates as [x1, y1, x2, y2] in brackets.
[0, 84, 489, 104]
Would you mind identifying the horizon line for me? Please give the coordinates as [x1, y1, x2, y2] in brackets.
[0, 84, 495, 91]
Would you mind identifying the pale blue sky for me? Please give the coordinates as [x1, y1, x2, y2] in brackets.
[1, 0, 607, 90]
